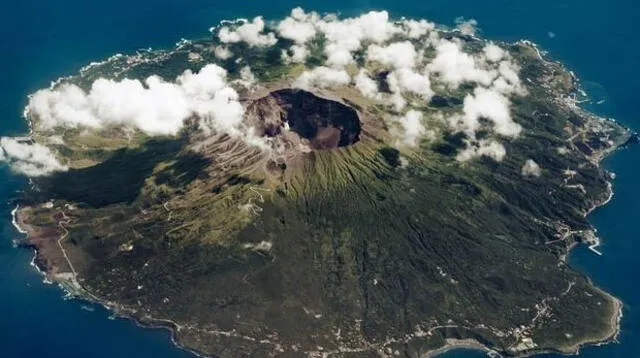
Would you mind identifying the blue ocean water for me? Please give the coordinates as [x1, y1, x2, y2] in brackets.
[0, 1, 637, 357]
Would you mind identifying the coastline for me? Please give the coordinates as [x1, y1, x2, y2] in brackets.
[421, 292, 622, 358]
[567, 288, 623, 352]
[11, 187, 625, 358]
[426, 339, 496, 357]
[421, 39, 630, 358]
[6, 26, 632, 358]
[10, 204, 209, 358]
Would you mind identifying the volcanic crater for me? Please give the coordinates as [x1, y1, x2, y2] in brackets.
[248, 88, 362, 150]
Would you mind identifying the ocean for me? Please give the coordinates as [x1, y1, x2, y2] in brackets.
[0, 0, 637, 357]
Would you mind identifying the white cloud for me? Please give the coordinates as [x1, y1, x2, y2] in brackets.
[401, 19, 435, 39]
[431, 40, 525, 163]
[521, 159, 541, 177]
[214, 45, 233, 60]
[367, 41, 418, 70]
[452, 87, 520, 137]
[281, 44, 309, 64]
[387, 68, 434, 100]
[293, 66, 350, 89]
[365, 41, 433, 108]
[391, 110, 429, 147]
[277, 8, 318, 44]
[323, 44, 355, 67]
[232, 66, 257, 89]
[17, 9, 532, 167]
[483, 42, 505, 62]
[430, 41, 524, 96]
[200, 86, 246, 133]
[32, 78, 189, 135]
[346, 11, 400, 44]
[492, 60, 526, 95]
[427, 40, 496, 89]
[354, 69, 380, 99]
[29, 64, 247, 137]
[445, 86, 519, 162]
[0, 138, 67, 176]
[389, 92, 407, 112]
[218, 17, 278, 47]
[455, 17, 478, 36]
[240, 66, 256, 84]
[456, 139, 506, 162]
[316, 10, 401, 68]
[47, 135, 65, 145]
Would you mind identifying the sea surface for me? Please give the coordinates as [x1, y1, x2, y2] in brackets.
[0, 1, 637, 357]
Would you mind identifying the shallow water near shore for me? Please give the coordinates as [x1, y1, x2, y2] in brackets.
[1, 1, 638, 357]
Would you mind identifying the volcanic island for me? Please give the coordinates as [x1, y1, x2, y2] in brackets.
[3, 8, 633, 358]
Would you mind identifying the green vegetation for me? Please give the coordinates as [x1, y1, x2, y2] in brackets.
[17, 30, 631, 358]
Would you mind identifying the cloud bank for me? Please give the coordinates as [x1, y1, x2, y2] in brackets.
[293, 66, 350, 89]
[0, 138, 67, 176]
[455, 87, 521, 137]
[456, 140, 506, 162]
[215, 7, 524, 160]
[427, 40, 496, 90]
[277, 8, 319, 45]
[218, 17, 277, 47]
[28, 64, 245, 137]
[9, 8, 533, 178]
[455, 17, 478, 36]
[391, 110, 431, 147]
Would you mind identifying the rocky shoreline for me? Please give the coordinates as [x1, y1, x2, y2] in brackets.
[13, 106, 630, 358]
[6, 14, 634, 358]
[11, 194, 626, 358]
[422, 293, 621, 358]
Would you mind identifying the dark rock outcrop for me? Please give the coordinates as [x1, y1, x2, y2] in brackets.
[248, 89, 362, 149]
